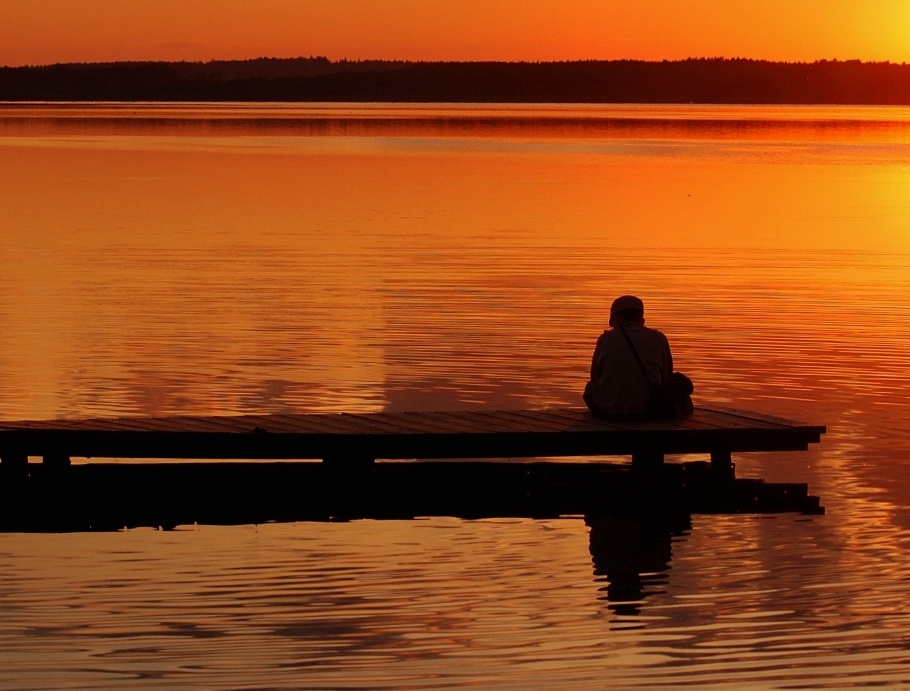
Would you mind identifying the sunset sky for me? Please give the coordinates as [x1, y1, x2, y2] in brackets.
[3, 0, 910, 67]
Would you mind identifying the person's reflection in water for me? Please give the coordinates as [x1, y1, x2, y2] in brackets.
[586, 513, 691, 617]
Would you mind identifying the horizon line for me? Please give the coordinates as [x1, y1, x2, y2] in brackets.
[5, 56, 910, 70]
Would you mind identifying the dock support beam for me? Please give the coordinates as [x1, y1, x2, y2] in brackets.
[43, 454, 71, 469]
[631, 451, 664, 471]
[710, 450, 734, 478]
[322, 455, 375, 479]
[322, 455, 375, 467]
[1, 453, 29, 479]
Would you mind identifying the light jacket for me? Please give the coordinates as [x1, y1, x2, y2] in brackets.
[584, 323, 673, 418]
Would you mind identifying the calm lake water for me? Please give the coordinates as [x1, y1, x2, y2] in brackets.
[1, 103, 910, 689]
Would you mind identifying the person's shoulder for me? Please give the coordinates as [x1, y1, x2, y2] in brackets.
[638, 323, 665, 336]
[645, 327, 670, 348]
[639, 324, 671, 345]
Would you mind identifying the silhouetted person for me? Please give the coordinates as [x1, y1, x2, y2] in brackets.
[584, 295, 694, 419]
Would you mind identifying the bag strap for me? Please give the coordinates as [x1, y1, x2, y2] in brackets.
[618, 324, 652, 385]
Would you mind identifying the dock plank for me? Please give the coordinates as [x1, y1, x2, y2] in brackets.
[478, 410, 589, 433]
[702, 407, 798, 428]
[179, 416, 268, 433]
[493, 409, 623, 433]
[340, 413, 421, 435]
[691, 409, 785, 429]
[431, 411, 536, 434]
[532, 409, 675, 431]
[499, 411, 607, 433]
[226, 416, 307, 434]
[265, 414, 365, 435]
[388, 411, 507, 434]
[350, 412, 453, 435]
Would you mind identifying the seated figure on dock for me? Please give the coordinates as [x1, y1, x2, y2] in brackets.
[584, 295, 694, 419]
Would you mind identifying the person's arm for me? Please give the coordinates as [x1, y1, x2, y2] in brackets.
[661, 333, 673, 384]
[590, 336, 604, 381]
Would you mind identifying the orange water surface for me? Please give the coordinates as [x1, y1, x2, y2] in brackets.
[1, 104, 910, 689]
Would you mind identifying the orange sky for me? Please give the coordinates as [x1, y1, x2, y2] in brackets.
[3, 0, 910, 67]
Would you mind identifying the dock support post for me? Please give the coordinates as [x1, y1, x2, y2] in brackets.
[43, 454, 71, 469]
[322, 454, 376, 518]
[1, 453, 29, 479]
[631, 451, 664, 471]
[322, 455, 375, 470]
[322, 454, 376, 482]
[710, 450, 734, 479]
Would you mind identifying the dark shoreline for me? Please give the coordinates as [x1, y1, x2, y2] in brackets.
[4, 57, 910, 104]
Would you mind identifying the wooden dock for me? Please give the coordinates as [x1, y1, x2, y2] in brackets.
[0, 407, 826, 531]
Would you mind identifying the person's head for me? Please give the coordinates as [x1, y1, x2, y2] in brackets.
[609, 295, 645, 328]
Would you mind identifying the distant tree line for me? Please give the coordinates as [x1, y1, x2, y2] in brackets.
[3, 57, 910, 104]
